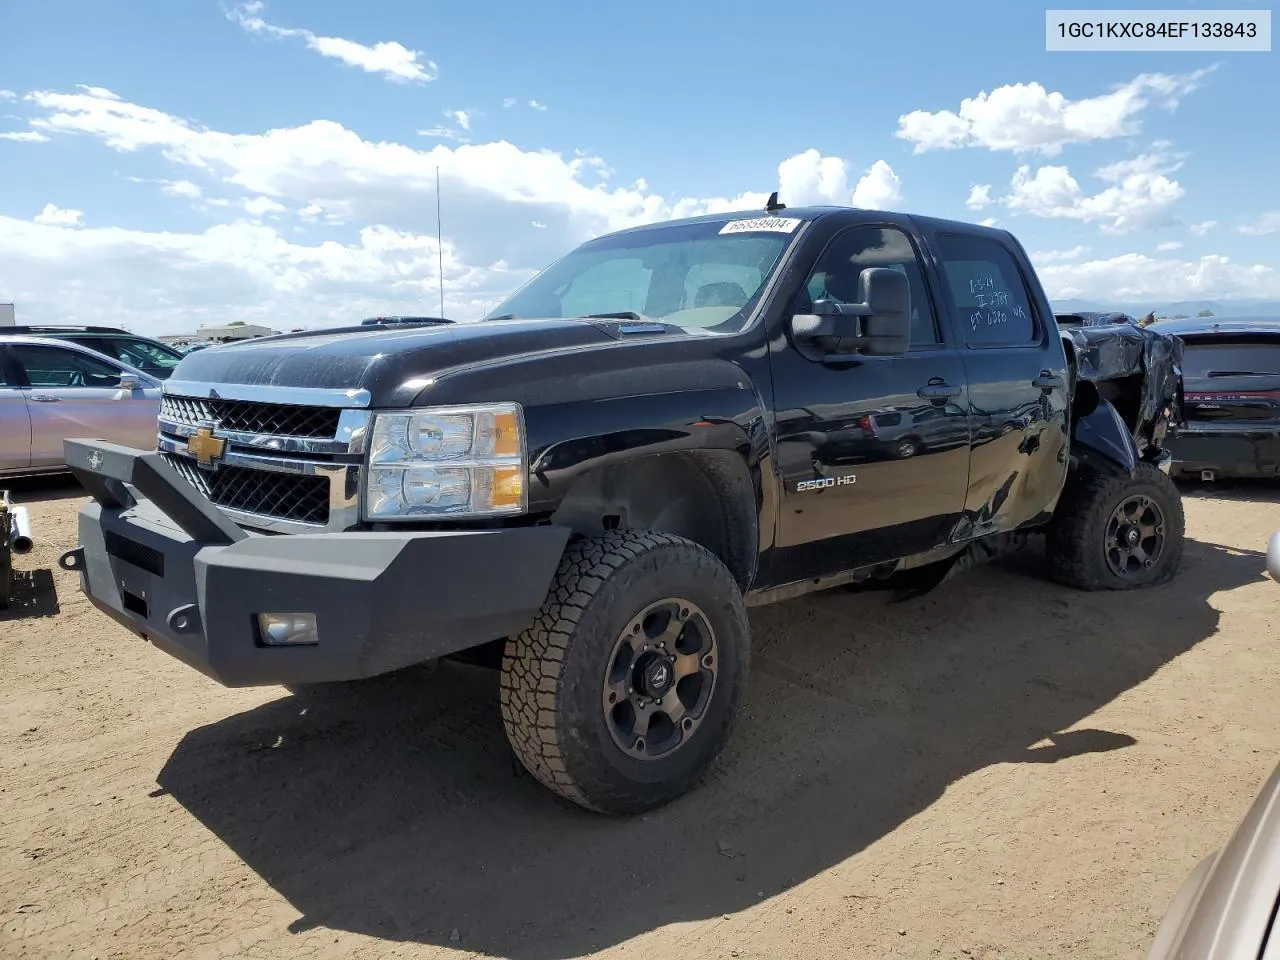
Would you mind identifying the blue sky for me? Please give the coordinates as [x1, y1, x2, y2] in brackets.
[0, 0, 1276, 334]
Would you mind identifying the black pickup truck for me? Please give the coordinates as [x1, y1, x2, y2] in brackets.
[60, 201, 1185, 815]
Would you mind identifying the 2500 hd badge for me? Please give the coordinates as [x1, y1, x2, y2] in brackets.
[60, 199, 1187, 817]
[796, 475, 856, 491]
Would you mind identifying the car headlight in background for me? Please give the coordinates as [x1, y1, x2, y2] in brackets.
[364, 403, 527, 519]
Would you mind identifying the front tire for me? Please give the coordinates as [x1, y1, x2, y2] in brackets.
[500, 530, 750, 815]
[1046, 460, 1185, 590]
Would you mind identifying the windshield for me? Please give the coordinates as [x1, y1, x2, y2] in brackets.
[484, 217, 801, 335]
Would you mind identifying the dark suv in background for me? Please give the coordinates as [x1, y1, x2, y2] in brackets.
[7, 325, 184, 380]
[1152, 316, 1280, 481]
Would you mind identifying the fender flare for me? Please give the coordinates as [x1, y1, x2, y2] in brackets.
[1070, 397, 1140, 475]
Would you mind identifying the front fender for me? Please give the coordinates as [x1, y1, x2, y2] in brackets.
[1071, 398, 1140, 475]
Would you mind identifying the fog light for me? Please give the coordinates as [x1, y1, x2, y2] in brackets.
[257, 612, 319, 646]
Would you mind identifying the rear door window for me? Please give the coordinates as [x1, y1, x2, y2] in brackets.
[934, 234, 1040, 347]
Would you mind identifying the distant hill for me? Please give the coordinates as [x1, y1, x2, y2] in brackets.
[1051, 298, 1280, 319]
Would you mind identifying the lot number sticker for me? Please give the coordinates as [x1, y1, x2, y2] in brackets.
[719, 217, 802, 235]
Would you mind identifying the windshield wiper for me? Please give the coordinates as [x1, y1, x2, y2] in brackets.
[1205, 369, 1280, 377]
[485, 313, 521, 321]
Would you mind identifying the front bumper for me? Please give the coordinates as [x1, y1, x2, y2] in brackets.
[60, 439, 571, 687]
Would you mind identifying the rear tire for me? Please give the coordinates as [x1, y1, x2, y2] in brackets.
[1046, 460, 1185, 590]
[500, 530, 750, 815]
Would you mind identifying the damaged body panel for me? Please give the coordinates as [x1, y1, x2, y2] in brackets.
[1061, 320, 1183, 473]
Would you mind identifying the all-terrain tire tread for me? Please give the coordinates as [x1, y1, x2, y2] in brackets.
[499, 529, 748, 814]
[1046, 460, 1185, 591]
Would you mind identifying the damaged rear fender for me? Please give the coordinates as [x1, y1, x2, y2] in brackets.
[1061, 322, 1184, 458]
[1070, 397, 1141, 475]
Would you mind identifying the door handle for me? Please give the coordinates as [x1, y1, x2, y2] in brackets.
[1033, 372, 1063, 391]
[917, 381, 961, 400]
[28, 394, 61, 403]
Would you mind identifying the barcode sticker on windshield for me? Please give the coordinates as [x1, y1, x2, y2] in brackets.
[719, 217, 802, 235]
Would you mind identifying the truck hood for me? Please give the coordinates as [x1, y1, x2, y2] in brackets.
[167, 318, 650, 406]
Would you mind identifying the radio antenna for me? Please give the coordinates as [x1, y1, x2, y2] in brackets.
[436, 165, 445, 319]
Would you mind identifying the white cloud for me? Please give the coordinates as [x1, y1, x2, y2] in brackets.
[966, 184, 992, 210]
[242, 195, 287, 217]
[0, 90, 17, 101]
[1095, 142, 1185, 181]
[1189, 220, 1217, 236]
[228, 3, 437, 84]
[417, 126, 466, 141]
[444, 109, 472, 131]
[503, 98, 517, 108]
[771, 149, 902, 209]
[1031, 245, 1090, 263]
[0, 130, 48, 142]
[2, 86, 915, 332]
[33, 203, 84, 227]
[1237, 212, 1280, 236]
[0, 215, 527, 333]
[161, 179, 202, 199]
[990, 147, 1185, 234]
[1039, 252, 1280, 302]
[851, 159, 902, 208]
[979, 217, 998, 227]
[528, 100, 547, 111]
[896, 68, 1214, 156]
[1157, 240, 1184, 252]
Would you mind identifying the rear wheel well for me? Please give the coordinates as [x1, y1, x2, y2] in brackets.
[550, 451, 759, 591]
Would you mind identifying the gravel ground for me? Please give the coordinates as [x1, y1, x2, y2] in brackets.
[2, 476, 1278, 960]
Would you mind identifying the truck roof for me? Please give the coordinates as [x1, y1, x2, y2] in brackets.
[604, 204, 1015, 242]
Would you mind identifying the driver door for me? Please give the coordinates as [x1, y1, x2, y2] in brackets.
[766, 223, 972, 583]
[10, 343, 160, 466]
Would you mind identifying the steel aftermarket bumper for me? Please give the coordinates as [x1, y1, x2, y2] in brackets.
[59, 440, 571, 687]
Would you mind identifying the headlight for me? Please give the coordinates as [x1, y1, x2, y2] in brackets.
[364, 403, 527, 519]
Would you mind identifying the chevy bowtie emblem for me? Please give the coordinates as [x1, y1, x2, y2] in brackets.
[187, 424, 226, 468]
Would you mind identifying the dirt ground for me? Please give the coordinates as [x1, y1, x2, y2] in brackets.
[2, 477, 1278, 960]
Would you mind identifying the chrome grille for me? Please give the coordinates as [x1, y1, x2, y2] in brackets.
[157, 383, 371, 533]
[162, 454, 333, 525]
[160, 395, 341, 438]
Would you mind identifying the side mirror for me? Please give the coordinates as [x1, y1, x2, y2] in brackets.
[790, 267, 912, 356]
[118, 373, 140, 392]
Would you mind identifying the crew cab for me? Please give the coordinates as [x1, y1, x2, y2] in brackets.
[60, 202, 1186, 815]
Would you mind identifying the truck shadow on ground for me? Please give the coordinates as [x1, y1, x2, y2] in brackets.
[156, 537, 1268, 959]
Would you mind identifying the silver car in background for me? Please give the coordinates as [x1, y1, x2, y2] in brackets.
[1148, 759, 1280, 959]
[1, 335, 162, 476]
